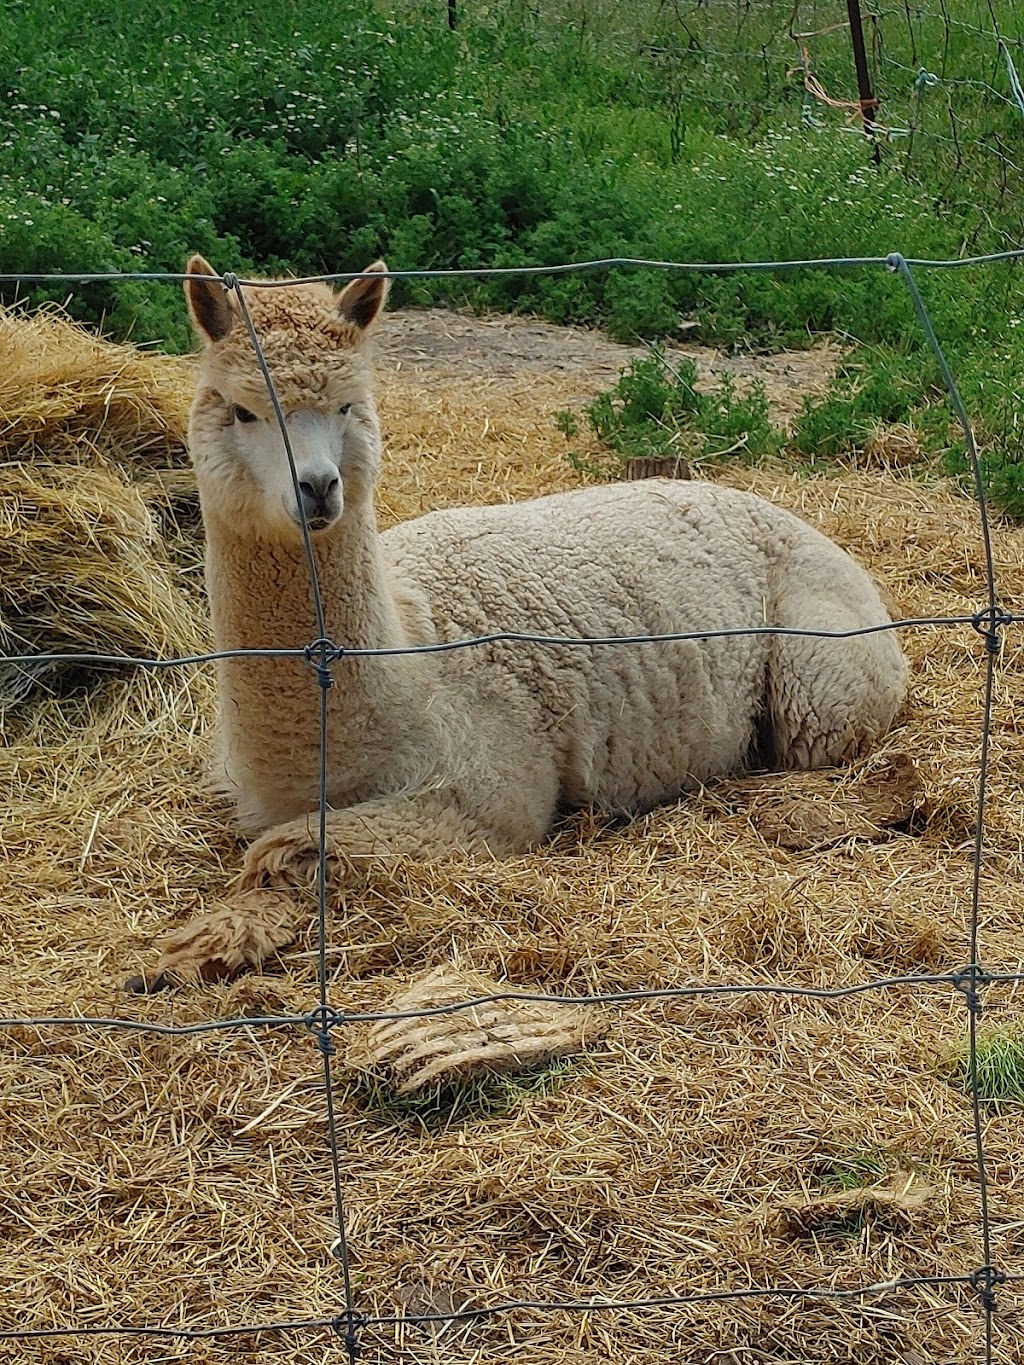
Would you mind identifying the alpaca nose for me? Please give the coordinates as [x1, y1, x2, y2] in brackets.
[298, 472, 341, 524]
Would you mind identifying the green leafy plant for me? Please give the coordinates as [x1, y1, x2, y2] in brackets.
[560, 347, 782, 475]
[792, 350, 927, 461]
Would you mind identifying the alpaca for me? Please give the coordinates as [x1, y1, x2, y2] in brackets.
[129, 257, 908, 989]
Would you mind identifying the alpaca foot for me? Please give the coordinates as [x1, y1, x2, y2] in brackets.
[125, 890, 298, 993]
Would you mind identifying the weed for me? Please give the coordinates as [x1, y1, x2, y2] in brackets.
[812, 1149, 889, 1191]
[792, 350, 928, 461]
[950, 1028, 1024, 1105]
[554, 409, 580, 440]
[559, 347, 782, 475]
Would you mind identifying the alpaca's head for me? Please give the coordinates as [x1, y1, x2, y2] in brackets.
[184, 256, 390, 540]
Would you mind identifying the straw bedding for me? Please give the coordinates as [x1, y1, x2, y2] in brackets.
[0, 307, 1022, 1363]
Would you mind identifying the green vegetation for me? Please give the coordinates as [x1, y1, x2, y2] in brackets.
[558, 347, 782, 476]
[2, 1, 1024, 508]
[953, 1029, 1024, 1105]
[813, 1148, 889, 1192]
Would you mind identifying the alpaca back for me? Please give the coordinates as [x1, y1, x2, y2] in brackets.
[380, 480, 904, 813]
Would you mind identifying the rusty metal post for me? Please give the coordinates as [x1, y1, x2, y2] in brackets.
[847, 0, 881, 163]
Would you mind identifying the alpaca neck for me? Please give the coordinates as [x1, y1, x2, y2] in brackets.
[205, 491, 407, 654]
[203, 487, 438, 828]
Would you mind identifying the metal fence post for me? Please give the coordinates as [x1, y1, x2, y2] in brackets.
[847, 0, 881, 163]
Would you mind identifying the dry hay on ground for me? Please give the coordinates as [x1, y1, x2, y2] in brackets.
[0, 309, 1023, 1364]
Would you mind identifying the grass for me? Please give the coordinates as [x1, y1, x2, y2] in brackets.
[3, 0, 1024, 510]
[349, 1056, 579, 1132]
[813, 1149, 890, 1192]
[954, 1029, 1024, 1104]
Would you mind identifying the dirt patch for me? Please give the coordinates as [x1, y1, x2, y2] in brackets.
[379, 307, 839, 427]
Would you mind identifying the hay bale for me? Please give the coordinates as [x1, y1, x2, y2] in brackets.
[0, 303, 192, 470]
[0, 308, 202, 709]
[0, 461, 205, 709]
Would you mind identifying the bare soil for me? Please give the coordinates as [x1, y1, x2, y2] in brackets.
[379, 307, 839, 426]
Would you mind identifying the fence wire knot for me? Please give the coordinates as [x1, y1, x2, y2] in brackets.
[971, 605, 1011, 654]
[307, 1003, 340, 1056]
[970, 1264, 1006, 1311]
[952, 965, 991, 1015]
[304, 637, 343, 689]
[331, 1308, 365, 1362]
[220, 271, 239, 292]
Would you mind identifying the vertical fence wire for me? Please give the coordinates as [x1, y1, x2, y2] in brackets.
[891, 253, 1005, 1356]
[228, 280, 360, 1359]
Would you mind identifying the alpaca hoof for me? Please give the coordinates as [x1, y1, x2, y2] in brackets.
[123, 968, 213, 994]
[125, 971, 160, 995]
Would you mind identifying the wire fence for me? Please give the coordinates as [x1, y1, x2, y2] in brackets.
[0, 247, 1019, 1360]
[599, 0, 1024, 208]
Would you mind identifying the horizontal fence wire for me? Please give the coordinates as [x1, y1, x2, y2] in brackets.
[5, 246, 1024, 287]
[2, 969, 1024, 1036]
[4, 1272, 1024, 1344]
[0, 247, 1017, 1358]
[0, 612, 1019, 675]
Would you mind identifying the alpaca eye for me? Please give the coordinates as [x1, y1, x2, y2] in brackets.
[339, 403, 352, 416]
[234, 405, 258, 424]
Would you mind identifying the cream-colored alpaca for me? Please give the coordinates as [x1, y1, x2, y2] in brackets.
[130, 257, 907, 989]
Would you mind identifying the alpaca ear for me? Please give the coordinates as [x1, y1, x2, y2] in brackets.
[337, 261, 390, 331]
[184, 254, 236, 344]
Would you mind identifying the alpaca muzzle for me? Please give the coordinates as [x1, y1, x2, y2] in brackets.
[297, 471, 342, 530]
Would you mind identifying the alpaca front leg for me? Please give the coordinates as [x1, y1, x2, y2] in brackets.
[126, 795, 494, 991]
[237, 792, 499, 892]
